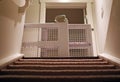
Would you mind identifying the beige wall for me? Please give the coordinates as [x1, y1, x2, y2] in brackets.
[94, 0, 113, 53]
[25, 0, 39, 23]
[0, 0, 25, 59]
[105, 0, 120, 59]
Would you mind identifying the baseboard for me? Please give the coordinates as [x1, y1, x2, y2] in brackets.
[99, 53, 120, 65]
[0, 53, 24, 69]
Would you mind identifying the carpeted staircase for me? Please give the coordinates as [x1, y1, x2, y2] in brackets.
[0, 56, 120, 82]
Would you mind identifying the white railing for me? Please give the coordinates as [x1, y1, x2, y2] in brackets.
[68, 24, 93, 57]
[21, 23, 93, 57]
[21, 23, 69, 57]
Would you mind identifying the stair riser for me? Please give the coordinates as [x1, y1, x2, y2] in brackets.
[0, 75, 120, 82]
[1, 71, 120, 76]
[19, 59, 104, 62]
[1, 57, 120, 81]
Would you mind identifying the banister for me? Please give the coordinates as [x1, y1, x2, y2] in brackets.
[18, 0, 30, 13]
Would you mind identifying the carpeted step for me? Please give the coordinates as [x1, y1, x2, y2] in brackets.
[0, 75, 120, 82]
[18, 58, 104, 62]
[0, 57, 120, 82]
[7, 64, 115, 70]
[23, 56, 99, 59]
[14, 61, 109, 65]
[1, 69, 120, 75]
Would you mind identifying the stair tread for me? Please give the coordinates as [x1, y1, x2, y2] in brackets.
[14, 61, 108, 65]
[19, 59, 104, 62]
[23, 56, 99, 59]
[1, 57, 120, 81]
[7, 64, 115, 70]
[9, 64, 115, 67]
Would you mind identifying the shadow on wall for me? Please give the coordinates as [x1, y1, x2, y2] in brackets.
[105, 0, 120, 58]
[0, 0, 26, 59]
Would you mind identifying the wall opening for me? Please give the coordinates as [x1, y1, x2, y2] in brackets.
[46, 8, 85, 24]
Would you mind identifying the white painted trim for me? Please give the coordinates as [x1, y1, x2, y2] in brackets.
[99, 53, 120, 64]
[40, 2, 46, 23]
[40, 0, 94, 3]
[46, 3, 86, 9]
[0, 53, 24, 68]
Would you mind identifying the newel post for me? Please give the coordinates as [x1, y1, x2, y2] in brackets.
[18, 0, 30, 13]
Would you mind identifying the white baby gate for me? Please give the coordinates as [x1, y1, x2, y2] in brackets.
[21, 23, 93, 57]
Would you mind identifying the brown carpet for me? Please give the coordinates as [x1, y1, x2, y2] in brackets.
[0, 57, 120, 82]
